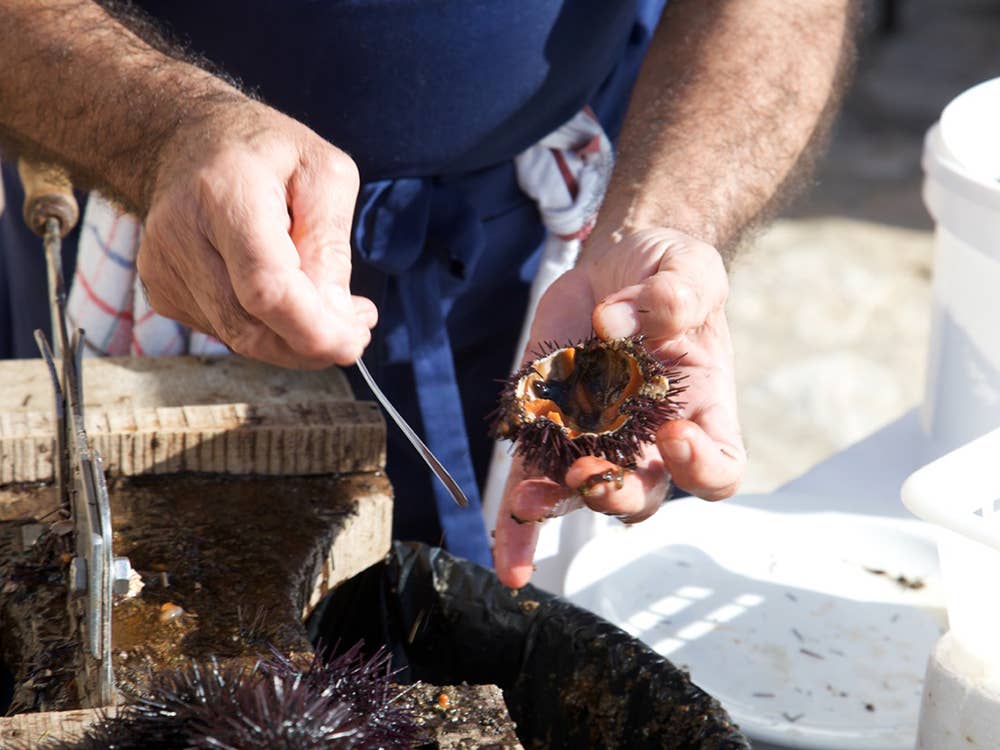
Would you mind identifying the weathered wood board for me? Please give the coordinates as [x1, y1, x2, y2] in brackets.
[0, 356, 386, 483]
[0, 355, 354, 413]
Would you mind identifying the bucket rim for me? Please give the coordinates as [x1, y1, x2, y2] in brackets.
[923, 123, 1000, 212]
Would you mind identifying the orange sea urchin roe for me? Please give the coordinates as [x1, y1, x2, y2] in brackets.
[519, 345, 645, 436]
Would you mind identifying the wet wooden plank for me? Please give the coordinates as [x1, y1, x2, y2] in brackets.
[0, 473, 393, 737]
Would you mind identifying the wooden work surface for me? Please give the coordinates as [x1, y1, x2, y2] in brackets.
[0, 355, 394, 743]
[0, 355, 386, 483]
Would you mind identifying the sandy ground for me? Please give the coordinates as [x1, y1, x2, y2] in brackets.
[729, 0, 1000, 493]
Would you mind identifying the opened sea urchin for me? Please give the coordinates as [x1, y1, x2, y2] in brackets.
[491, 336, 685, 480]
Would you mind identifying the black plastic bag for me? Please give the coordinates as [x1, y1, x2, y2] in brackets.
[308, 541, 750, 749]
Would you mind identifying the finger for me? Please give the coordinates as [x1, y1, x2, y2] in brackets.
[493, 477, 575, 589]
[137, 248, 214, 334]
[180, 233, 350, 369]
[657, 344, 744, 500]
[141, 238, 325, 367]
[593, 265, 727, 344]
[352, 295, 378, 330]
[519, 268, 596, 364]
[141, 284, 209, 334]
[565, 455, 669, 522]
[288, 148, 376, 336]
[202, 168, 370, 365]
[657, 416, 745, 501]
[222, 319, 345, 369]
[288, 147, 359, 294]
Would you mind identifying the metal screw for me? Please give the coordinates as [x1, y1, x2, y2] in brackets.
[112, 557, 133, 596]
[69, 556, 87, 593]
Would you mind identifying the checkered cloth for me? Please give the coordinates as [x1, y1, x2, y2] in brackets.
[66, 199, 226, 356]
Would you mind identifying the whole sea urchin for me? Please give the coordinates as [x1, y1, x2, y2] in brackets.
[491, 336, 685, 480]
[43, 643, 419, 750]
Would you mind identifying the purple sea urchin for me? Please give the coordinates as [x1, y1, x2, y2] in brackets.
[491, 336, 685, 480]
[45, 643, 419, 750]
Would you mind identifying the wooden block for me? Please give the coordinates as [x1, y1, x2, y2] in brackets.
[0, 707, 112, 748]
[0, 356, 386, 483]
[0, 401, 384, 482]
[302, 477, 395, 617]
[0, 355, 356, 413]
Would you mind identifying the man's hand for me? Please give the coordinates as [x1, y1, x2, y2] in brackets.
[492, 0, 856, 588]
[493, 228, 746, 588]
[0, 1, 376, 368]
[139, 104, 376, 368]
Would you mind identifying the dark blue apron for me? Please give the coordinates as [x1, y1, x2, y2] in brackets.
[0, 0, 668, 564]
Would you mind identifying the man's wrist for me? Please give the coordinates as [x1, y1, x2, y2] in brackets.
[584, 189, 725, 267]
[136, 75, 250, 214]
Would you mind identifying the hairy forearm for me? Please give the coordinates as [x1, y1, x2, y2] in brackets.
[0, 0, 242, 213]
[591, 0, 859, 260]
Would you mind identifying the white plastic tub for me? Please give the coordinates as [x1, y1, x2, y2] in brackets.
[921, 77, 1000, 459]
[902, 427, 1000, 674]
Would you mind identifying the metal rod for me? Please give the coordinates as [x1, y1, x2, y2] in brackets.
[35, 330, 68, 507]
[42, 216, 69, 360]
[355, 359, 469, 508]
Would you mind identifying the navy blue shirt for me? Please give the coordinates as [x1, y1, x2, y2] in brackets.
[133, 1, 639, 180]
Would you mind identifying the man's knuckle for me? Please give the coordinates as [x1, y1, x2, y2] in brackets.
[650, 279, 692, 324]
[293, 332, 334, 361]
[142, 285, 168, 314]
[192, 169, 223, 208]
[323, 149, 359, 187]
[225, 323, 262, 359]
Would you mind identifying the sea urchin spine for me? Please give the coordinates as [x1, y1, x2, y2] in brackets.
[490, 336, 685, 480]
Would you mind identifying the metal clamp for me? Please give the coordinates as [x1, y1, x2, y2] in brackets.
[33, 209, 125, 707]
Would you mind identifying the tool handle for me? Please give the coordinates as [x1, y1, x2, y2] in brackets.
[17, 159, 80, 238]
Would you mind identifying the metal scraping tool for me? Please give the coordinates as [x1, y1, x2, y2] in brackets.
[355, 358, 468, 508]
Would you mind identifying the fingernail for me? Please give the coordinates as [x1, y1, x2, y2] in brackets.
[579, 481, 610, 502]
[578, 468, 626, 500]
[663, 438, 691, 464]
[598, 301, 639, 339]
[509, 512, 530, 526]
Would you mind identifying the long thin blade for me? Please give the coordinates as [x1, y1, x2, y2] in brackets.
[355, 359, 468, 508]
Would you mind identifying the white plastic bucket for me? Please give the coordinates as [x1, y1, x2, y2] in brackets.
[921, 77, 1000, 459]
[902, 426, 1000, 749]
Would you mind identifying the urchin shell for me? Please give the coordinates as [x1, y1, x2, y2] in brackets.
[490, 336, 685, 480]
